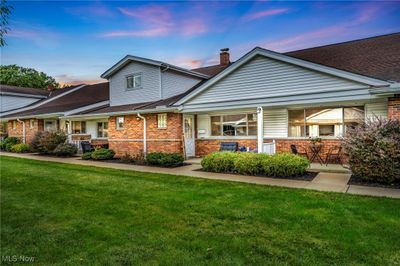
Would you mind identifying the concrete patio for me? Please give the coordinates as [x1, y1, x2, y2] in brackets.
[1, 152, 399, 199]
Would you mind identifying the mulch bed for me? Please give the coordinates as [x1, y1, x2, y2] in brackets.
[348, 175, 400, 189]
[84, 158, 191, 168]
[195, 169, 318, 181]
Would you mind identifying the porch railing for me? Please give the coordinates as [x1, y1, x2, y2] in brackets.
[262, 140, 276, 155]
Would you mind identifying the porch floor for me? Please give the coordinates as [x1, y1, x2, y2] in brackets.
[2, 152, 399, 199]
[185, 157, 350, 173]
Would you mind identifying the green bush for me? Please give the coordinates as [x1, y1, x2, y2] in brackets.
[91, 148, 115, 160]
[201, 152, 237, 173]
[10, 143, 30, 153]
[1, 137, 20, 151]
[342, 117, 400, 184]
[81, 152, 93, 160]
[262, 153, 309, 177]
[146, 152, 184, 167]
[36, 131, 67, 154]
[53, 143, 77, 157]
[202, 152, 309, 177]
[30, 131, 44, 152]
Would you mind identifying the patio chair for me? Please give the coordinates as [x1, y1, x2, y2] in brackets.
[290, 144, 309, 159]
[325, 146, 342, 165]
[81, 141, 94, 153]
[220, 142, 238, 152]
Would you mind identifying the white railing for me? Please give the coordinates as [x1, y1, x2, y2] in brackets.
[263, 140, 276, 155]
[69, 139, 86, 153]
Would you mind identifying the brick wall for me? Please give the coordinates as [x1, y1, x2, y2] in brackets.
[388, 94, 400, 120]
[108, 112, 183, 157]
[7, 119, 43, 144]
[195, 138, 342, 162]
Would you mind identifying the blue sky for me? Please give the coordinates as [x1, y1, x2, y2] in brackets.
[3, 1, 400, 85]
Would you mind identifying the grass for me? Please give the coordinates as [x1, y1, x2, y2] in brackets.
[1, 155, 400, 265]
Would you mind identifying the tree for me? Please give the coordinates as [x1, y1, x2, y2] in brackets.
[0, 65, 59, 89]
[0, 0, 13, 46]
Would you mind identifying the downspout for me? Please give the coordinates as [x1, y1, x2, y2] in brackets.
[17, 119, 26, 144]
[136, 113, 147, 156]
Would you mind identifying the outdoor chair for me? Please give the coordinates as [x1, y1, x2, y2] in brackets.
[81, 141, 94, 153]
[290, 144, 309, 159]
[220, 142, 238, 152]
[325, 146, 343, 165]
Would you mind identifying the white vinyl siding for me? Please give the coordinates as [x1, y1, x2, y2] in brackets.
[109, 61, 160, 106]
[183, 55, 372, 111]
[162, 70, 202, 99]
[263, 109, 288, 138]
[0, 95, 41, 112]
[365, 100, 388, 119]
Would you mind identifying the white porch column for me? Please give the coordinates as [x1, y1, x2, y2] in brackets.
[67, 120, 72, 143]
[257, 107, 264, 153]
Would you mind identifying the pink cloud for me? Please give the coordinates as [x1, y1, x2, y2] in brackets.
[118, 6, 173, 26]
[55, 74, 105, 86]
[181, 19, 208, 37]
[102, 28, 170, 38]
[168, 58, 204, 69]
[243, 8, 288, 21]
[8, 27, 60, 47]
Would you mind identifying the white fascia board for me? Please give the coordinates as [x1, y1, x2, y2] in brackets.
[64, 106, 178, 119]
[176, 47, 390, 105]
[369, 82, 400, 95]
[63, 100, 110, 116]
[0, 84, 87, 117]
[1, 113, 63, 121]
[0, 92, 47, 99]
[101, 55, 209, 79]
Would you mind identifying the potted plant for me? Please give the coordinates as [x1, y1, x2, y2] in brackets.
[309, 136, 322, 145]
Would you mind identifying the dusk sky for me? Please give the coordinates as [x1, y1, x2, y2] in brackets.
[3, 1, 400, 85]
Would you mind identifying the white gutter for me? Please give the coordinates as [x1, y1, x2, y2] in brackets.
[369, 83, 400, 95]
[0, 92, 47, 99]
[17, 119, 26, 144]
[136, 113, 147, 156]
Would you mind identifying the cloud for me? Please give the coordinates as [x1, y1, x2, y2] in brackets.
[243, 8, 289, 21]
[7, 24, 60, 47]
[168, 58, 203, 69]
[65, 4, 114, 18]
[55, 74, 105, 86]
[101, 4, 209, 38]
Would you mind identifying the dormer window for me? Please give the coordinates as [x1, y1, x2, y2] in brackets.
[126, 73, 142, 90]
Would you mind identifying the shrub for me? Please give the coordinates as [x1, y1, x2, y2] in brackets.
[202, 152, 309, 177]
[10, 143, 30, 153]
[91, 148, 115, 160]
[30, 131, 44, 152]
[120, 152, 134, 163]
[262, 153, 309, 177]
[1, 137, 20, 151]
[342, 117, 400, 184]
[201, 152, 237, 173]
[146, 152, 184, 167]
[81, 152, 93, 160]
[36, 131, 67, 154]
[53, 143, 77, 157]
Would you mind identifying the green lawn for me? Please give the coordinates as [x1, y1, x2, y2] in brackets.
[1, 156, 400, 265]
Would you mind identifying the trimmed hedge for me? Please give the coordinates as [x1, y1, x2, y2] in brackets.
[10, 143, 30, 153]
[53, 143, 77, 157]
[91, 148, 115, 160]
[202, 152, 310, 177]
[81, 152, 93, 160]
[146, 152, 184, 167]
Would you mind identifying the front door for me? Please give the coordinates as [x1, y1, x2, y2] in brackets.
[184, 115, 195, 158]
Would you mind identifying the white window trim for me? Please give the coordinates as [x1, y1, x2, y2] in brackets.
[116, 116, 124, 130]
[125, 72, 142, 91]
[29, 119, 35, 129]
[157, 113, 167, 129]
[12, 120, 17, 130]
[210, 113, 257, 137]
[71, 121, 87, 134]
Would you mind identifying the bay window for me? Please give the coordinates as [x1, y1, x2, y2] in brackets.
[211, 113, 257, 136]
[72, 121, 86, 134]
[288, 106, 364, 137]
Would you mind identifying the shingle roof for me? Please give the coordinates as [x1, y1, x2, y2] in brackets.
[286, 33, 400, 82]
[3, 83, 109, 118]
[191, 64, 231, 77]
[0, 84, 49, 97]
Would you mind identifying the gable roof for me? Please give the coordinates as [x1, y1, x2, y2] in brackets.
[0, 84, 49, 98]
[192, 64, 231, 77]
[2, 83, 109, 119]
[286, 33, 400, 82]
[100, 55, 210, 79]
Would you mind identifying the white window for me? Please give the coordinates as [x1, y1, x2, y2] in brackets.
[116, 116, 124, 129]
[12, 120, 17, 130]
[71, 121, 86, 134]
[97, 122, 108, 138]
[44, 120, 57, 132]
[157, 114, 167, 129]
[211, 113, 257, 136]
[29, 119, 35, 129]
[126, 73, 142, 90]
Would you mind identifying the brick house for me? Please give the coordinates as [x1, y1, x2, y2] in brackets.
[2, 33, 400, 160]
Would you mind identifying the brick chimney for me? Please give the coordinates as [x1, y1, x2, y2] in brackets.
[220, 48, 230, 66]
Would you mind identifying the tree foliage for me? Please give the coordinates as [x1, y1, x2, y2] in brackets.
[0, 65, 59, 89]
[0, 0, 13, 46]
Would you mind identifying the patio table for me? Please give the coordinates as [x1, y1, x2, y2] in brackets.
[309, 144, 324, 165]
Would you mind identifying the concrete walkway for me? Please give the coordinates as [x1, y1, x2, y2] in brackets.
[1, 152, 399, 199]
